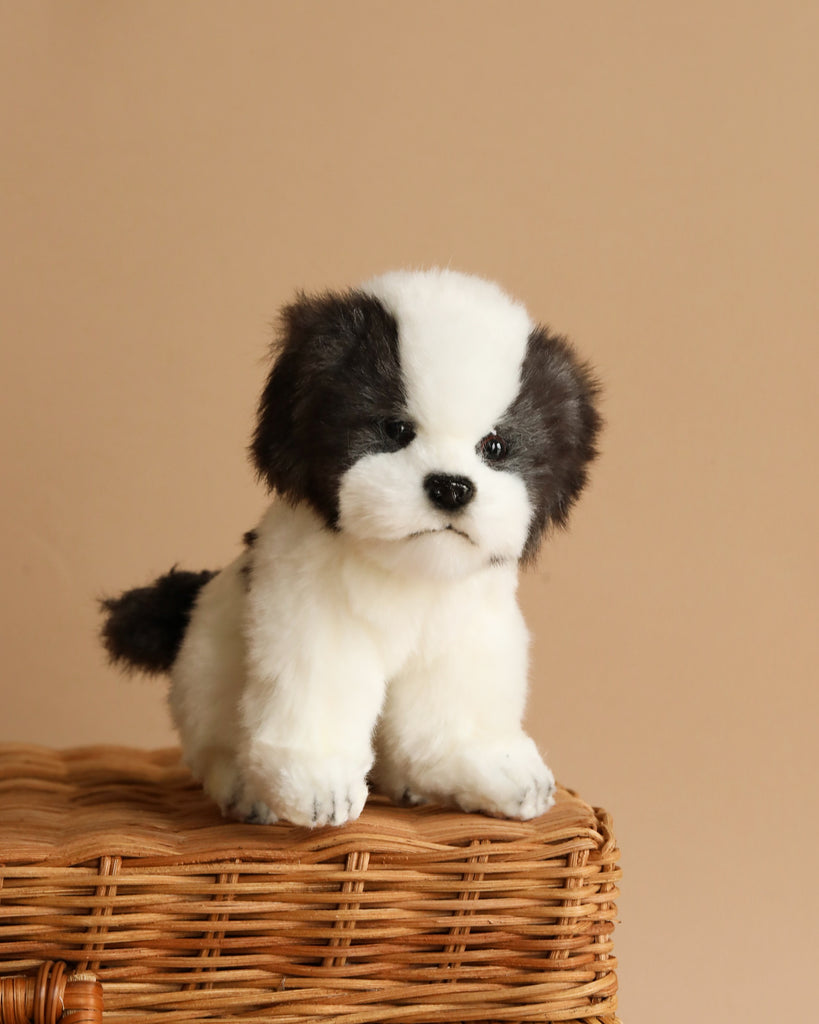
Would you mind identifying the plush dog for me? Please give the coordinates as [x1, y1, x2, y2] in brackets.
[101, 269, 601, 827]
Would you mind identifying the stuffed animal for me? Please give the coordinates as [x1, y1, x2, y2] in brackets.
[101, 269, 601, 827]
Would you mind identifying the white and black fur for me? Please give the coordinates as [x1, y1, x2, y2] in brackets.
[101, 269, 601, 827]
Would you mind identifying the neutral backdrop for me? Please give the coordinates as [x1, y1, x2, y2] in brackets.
[2, 3, 817, 1022]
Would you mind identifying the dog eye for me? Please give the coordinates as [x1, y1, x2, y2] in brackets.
[478, 432, 509, 462]
[384, 420, 416, 448]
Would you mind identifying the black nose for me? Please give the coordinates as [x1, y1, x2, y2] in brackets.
[424, 473, 475, 511]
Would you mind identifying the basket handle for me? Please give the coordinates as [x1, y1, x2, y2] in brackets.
[0, 962, 103, 1024]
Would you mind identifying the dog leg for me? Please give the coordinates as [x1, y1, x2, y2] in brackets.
[237, 604, 387, 827]
[373, 570, 555, 819]
[168, 561, 249, 816]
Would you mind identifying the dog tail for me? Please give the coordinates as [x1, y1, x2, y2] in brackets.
[100, 567, 217, 675]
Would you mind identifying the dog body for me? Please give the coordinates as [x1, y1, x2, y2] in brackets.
[102, 269, 600, 827]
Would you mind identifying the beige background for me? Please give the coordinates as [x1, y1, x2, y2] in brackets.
[2, 2, 817, 1021]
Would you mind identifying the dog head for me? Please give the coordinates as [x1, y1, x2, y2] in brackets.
[251, 269, 601, 578]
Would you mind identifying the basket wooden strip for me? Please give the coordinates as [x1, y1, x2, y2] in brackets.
[0, 961, 103, 1024]
[0, 746, 620, 1023]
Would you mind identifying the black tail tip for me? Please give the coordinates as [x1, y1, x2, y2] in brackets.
[100, 567, 217, 675]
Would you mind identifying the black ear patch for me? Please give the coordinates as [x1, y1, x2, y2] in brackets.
[250, 290, 406, 526]
[496, 326, 602, 563]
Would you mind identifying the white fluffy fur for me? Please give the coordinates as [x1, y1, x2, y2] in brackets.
[169, 270, 556, 827]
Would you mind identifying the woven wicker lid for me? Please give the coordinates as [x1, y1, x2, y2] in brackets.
[0, 745, 606, 864]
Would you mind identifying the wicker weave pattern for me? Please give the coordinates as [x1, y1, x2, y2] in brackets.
[0, 746, 620, 1023]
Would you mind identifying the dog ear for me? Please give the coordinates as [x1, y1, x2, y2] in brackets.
[250, 290, 357, 499]
[249, 289, 401, 521]
[508, 326, 602, 563]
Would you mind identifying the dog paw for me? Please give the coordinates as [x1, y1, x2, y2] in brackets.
[225, 796, 278, 825]
[243, 745, 370, 828]
[400, 787, 428, 807]
[190, 748, 259, 820]
[455, 738, 555, 819]
[403, 736, 555, 820]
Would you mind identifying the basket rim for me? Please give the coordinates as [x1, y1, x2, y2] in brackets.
[0, 745, 617, 867]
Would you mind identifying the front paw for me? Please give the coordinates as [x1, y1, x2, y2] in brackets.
[455, 738, 555, 819]
[400, 736, 555, 820]
[244, 745, 370, 828]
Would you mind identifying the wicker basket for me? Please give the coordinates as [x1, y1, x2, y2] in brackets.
[0, 746, 620, 1023]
